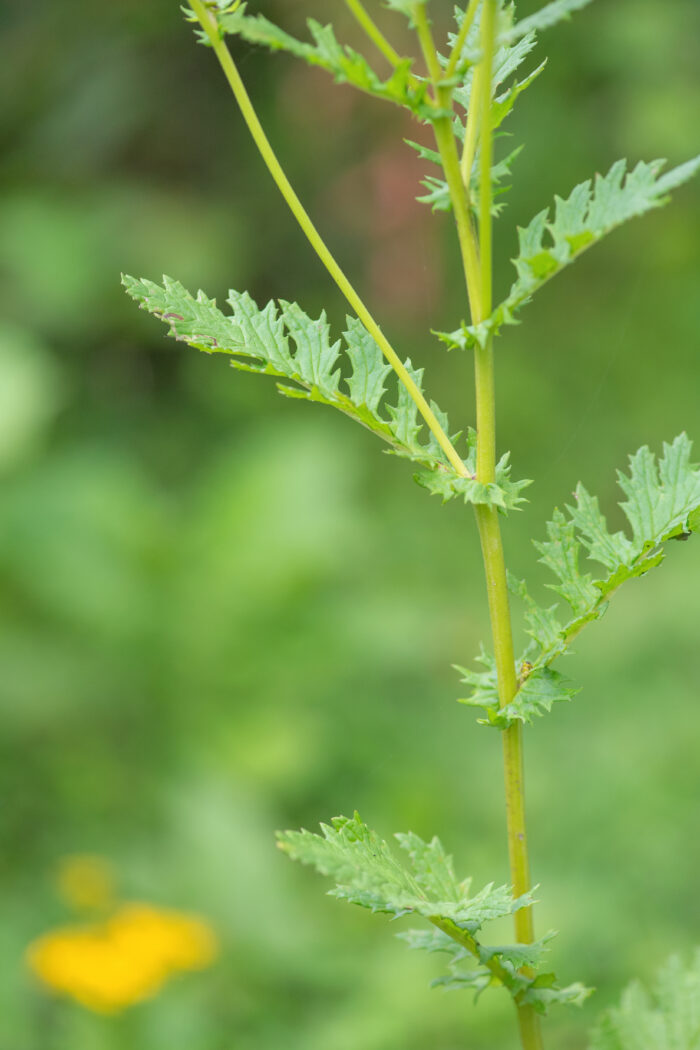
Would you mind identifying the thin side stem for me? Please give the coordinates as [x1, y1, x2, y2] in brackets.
[343, 0, 402, 67]
[188, 0, 467, 479]
[461, 0, 492, 190]
[413, 7, 482, 319]
[444, 0, 480, 81]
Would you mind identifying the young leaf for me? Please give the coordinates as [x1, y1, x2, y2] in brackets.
[446, 156, 700, 349]
[589, 951, 700, 1050]
[211, 5, 435, 116]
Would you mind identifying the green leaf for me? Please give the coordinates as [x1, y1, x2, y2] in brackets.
[415, 5, 543, 219]
[447, 156, 700, 348]
[520, 433, 700, 668]
[411, 142, 525, 216]
[588, 951, 700, 1050]
[500, 0, 595, 46]
[414, 428, 532, 512]
[213, 5, 435, 116]
[124, 274, 529, 511]
[522, 973, 592, 1014]
[460, 435, 700, 728]
[343, 317, 392, 415]
[398, 921, 586, 1010]
[450, 5, 543, 121]
[383, 0, 428, 25]
[457, 654, 578, 728]
[280, 813, 586, 1012]
[277, 812, 531, 927]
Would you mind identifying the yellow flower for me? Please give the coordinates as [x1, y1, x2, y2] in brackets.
[27, 903, 218, 1013]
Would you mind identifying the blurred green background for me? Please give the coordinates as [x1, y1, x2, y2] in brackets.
[1, 1, 699, 1047]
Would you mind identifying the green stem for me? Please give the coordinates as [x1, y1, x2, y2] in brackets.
[461, 0, 491, 190]
[473, 4, 542, 1047]
[415, 3, 542, 1047]
[444, 0, 480, 81]
[413, 7, 482, 320]
[343, 0, 402, 67]
[187, 0, 467, 479]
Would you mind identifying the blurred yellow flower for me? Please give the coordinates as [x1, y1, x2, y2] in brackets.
[27, 903, 218, 1013]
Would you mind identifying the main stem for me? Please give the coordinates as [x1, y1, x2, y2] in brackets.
[415, 4, 542, 1047]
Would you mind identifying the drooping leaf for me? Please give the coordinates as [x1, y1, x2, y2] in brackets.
[588, 951, 700, 1050]
[123, 275, 527, 512]
[445, 156, 700, 348]
[210, 5, 436, 117]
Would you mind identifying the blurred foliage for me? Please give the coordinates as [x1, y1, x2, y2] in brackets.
[0, 1, 698, 1048]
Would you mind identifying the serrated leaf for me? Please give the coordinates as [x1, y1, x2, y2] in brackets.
[521, 974, 593, 1014]
[386, 358, 425, 451]
[414, 427, 531, 511]
[383, 0, 428, 25]
[460, 436, 700, 728]
[343, 316, 392, 414]
[214, 5, 435, 116]
[453, 157, 700, 347]
[397, 926, 468, 959]
[277, 812, 530, 927]
[589, 951, 700, 1050]
[457, 658, 577, 728]
[505, 434, 700, 690]
[500, 0, 595, 46]
[416, 4, 542, 220]
[124, 275, 530, 511]
[413, 143, 524, 216]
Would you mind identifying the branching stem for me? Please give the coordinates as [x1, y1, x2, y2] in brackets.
[414, 3, 542, 1047]
[190, 1, 540, 1044]
[187, 0, 467, 478]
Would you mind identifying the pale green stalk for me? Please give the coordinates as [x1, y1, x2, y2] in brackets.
[444, 0, 480, 81]
[414, 3, 542, 1047]
[187, 0, 467, 479]
[343, 0, 402, 67]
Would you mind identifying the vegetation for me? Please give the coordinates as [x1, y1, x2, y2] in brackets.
[1, 1, 698, 1048]
[122, 2, 700, 1048]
